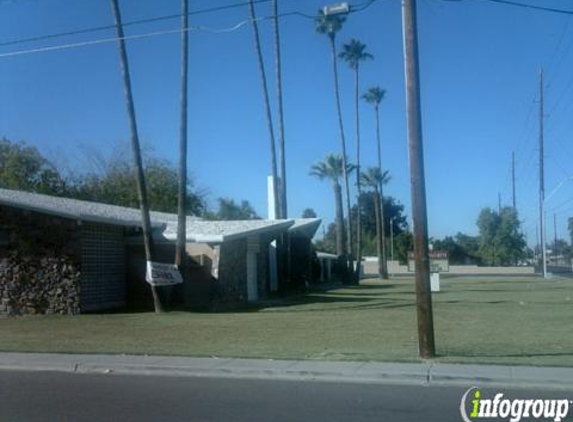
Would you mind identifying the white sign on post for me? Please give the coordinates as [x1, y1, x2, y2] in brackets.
[145, 261, 183, 286]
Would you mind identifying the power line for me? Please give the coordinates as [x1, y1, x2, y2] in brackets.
[0, 26, 228, 59]
[0, 12, 302, 59]
[473, 0, 573, 15]
[0, 0, 383, 59]
[546, 196, 573, 214]
[0, 0, 277, 48]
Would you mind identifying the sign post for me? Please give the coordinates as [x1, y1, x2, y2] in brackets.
[408, 251, 449, 292]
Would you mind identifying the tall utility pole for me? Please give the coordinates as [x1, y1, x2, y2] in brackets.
[175, 0, 189, 273]
[498, 193, 501, 214]
[512, 151, 516, 211]
[554, 213, 557, 254]
[539, 68, 547, 278]
[110, 0, 163, 312]
[273, 0, 287, 219]
[401, 0, 435, 359]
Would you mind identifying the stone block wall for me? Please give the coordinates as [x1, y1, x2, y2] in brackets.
[0, 206, 81, 316]
[80, 222, 126, 312]
[216, 238, 248, 306]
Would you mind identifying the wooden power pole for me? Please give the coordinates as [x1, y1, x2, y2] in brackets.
[110, 0, 163, 312]
[175, 0, 189, 272]
[539, 68, 547, 278]
[401, 0, 435, 359]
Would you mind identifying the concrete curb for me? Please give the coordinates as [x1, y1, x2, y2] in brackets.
[0, 352, 572, 390]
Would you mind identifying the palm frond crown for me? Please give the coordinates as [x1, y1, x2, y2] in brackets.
[315, 9, 346, 40]
[338, 39, 373, 69]
[310, 153, 354, 184]
[362, 86, 386, 107]
[360, 167, 391, 189]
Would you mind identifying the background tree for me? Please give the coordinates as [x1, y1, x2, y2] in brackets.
[550, 238, 571, 262]
[71, 155, 205, 215]
[205, 198, 260, 221]
[455, 232, 481, 262]
[0, 138, 65, 195]
[351, 194, 407, 248]
[432, 236, 468, 265]
[477, 206, 526, 266]
[394, 231, 413, 264]
[323, 192, 410, 265]
[315, 10, 354, 269]
[310, 154, 348, 257]
[339, 38, 373, 280]
[0, 138, 206, 215]
[302, 208, 317, 218]
[361, 167, 390, 278]
[431, 233, 481, 265]
[314, 222, 337, 254]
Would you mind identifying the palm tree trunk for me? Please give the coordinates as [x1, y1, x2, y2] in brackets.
[271, 0, 289, 293]
[375, 105, 388, 279]
[175, 0, 188, 272]
[333, 181, 345, 256]
[373, 186, 384, 276]
[329, 35, 353, 271]
[272, 0, 287, 219]
[248, 0, 280, 219]
[110, 0, 163, 312]
[354, 66, 362, 282]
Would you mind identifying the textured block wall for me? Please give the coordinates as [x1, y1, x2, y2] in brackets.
[0, 206, 80, 316]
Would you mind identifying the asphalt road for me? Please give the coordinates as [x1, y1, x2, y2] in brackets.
[0, 371, 571, 422]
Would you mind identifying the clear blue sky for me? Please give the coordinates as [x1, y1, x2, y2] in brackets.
[1, 0, 572, 246]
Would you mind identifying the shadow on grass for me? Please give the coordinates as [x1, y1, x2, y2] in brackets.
[436, 300, 517, 305]
[93, 285, 413, 316]
[262, 299, 415, 313]
[348, 283, 401, 289]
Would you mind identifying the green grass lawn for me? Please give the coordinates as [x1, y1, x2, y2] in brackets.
[1, 275, 572, 366]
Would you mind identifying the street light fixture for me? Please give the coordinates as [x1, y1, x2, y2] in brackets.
[323, 2, 350, 16]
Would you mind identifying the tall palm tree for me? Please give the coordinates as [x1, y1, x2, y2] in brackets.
[339, 39, 373, 280]
[310, 154, 350, 257]
[361, 167, 391, 278]
[175, 0, 189, 275]
[110, 0, 163, 313]
[273, 0, 287, 219]
[363, 86, 388, 278]
[248, 0, 280, 219]
[315, 10, 353, 271]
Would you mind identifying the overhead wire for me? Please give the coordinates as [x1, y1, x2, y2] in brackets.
[0, 0, 277, 48]
[0, 0, 383, 59]
[472, 0, 573, 15]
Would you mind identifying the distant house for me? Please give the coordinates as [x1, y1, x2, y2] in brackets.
[0, 188, 320, 315]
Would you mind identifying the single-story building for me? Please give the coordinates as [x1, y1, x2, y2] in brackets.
[0, 188, 320, 315]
